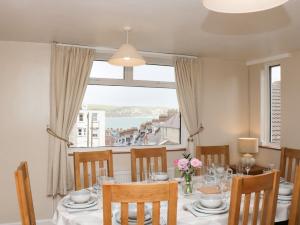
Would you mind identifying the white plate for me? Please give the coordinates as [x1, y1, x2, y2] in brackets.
[152, 172, 169, 181]
[115, 211, 152, 225]
[115, 220, 152, 225]
[63, 196, 98, 209]
[278, 200, 291, 204]
[65, 197, 97, 205]
[278, 195, 292, 201]
[194, 201, 227, 211]
[192, 202, 229, 214]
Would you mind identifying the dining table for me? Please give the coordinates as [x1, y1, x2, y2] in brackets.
[53, 179, 291, 225]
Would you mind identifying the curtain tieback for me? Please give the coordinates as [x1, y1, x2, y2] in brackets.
[187, 124, 204, 142]
[46, 127, 73, 147]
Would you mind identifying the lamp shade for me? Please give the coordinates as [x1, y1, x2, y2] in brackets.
[203, 0, 289, 13]
[108, 44, 145, 67]
[238, 138, 259, 154]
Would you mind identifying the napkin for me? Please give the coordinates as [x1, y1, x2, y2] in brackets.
[197, 186, 221, 194]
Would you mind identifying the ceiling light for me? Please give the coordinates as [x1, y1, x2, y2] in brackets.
[109, 27, 145, 67]
[202, 0, 289, 13]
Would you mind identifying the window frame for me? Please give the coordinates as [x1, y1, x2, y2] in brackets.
[70, 60, 184, 150]
[260, 63, 281, 148]
[89, 61, 176, 89]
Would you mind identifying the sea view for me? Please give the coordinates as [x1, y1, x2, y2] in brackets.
[105, 116, 154, 129]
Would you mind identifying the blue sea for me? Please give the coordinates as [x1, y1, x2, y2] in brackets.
[105, 116, 154, 129]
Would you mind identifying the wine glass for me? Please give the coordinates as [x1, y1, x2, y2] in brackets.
[244, 162, 252, 175]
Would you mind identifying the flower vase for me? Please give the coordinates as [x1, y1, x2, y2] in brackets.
[183, 174, 193, 195]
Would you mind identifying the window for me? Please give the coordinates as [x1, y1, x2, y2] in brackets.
[133, 65, 175, 82]
[269, 65, 281, 144]
[90, 61, 124, 79]
[78, 128, 82, 136]
[79, 113, 84, 122]
[92, 113, 98, 122]
[260, 64, 281, 147]
[70, 62, 180, 147]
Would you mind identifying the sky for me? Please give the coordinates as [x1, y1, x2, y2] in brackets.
[85, 61, 178, 108]
[271, 66, 281, 83]
[83, 85, 179, 108]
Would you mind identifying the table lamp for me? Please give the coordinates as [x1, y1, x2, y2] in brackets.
[238, 138, 259, 167]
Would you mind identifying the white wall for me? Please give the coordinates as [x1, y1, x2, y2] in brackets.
[248, 51, 300, 168]
[200, 58, 249, 164]
[0, 41, 52, 222]
[281, 52, 300, 148]
[0, 41, 249, 223]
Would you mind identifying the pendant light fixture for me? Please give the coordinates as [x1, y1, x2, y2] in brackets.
[109, 27, 145, 67]
[202, 0, 289, 13]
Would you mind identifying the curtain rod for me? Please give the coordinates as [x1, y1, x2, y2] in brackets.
[55, 42, 198, 59]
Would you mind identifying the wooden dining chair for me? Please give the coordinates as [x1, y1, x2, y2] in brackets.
[280, 147, 300, 182]
[130, 147, 167, 182]
[103, 181, 178, 225]
[228, 170, 280, 225]
[15, 161, 36, 225]
[74, 150, 114, 190]
[288, 165, 300, 225]
[196, 145, 230, 166]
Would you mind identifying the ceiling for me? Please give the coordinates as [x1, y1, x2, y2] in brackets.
[0, 0, 299, 61]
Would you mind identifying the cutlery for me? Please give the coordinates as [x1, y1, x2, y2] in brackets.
[183, 204, 197, 217]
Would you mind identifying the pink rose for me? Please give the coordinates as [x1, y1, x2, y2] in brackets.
[190, 158, 202, 168]
[178, 158, 189, 171]
[173, 159, 179, 167]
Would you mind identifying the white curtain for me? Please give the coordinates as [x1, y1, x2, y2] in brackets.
[175, 57, 203, 155]
[47, 44, 95, 196]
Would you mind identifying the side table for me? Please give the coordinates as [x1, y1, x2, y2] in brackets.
[230, 164, 268, 175]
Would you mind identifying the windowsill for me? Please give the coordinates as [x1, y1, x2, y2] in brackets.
[259, 144, 281, 151]
[68, 145, 186, 156]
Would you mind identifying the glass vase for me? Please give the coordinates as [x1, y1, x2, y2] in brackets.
[182, 173, 193, 195]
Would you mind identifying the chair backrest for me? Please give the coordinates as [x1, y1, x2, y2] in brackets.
[288, 165, 300, 225]
[280, 147, 300, 182]
[196, 145, 230, 166]
[228, 170, 280, 225]
[15, 162, 36, 225]
[103, 181, 178, 225]
[130, 147, 167, 182]
[74, 150, 114, 190]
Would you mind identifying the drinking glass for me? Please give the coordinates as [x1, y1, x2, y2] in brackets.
[268, 163, 276, 170]
[98, 167, 107, 182]
[95, 168, 107, 197]
[219, 176, 231, 204]
[141, 162, 155, 182]
[236, 163, 244, 176]
[215, 164, 226, 179]
[226, 167, 233, 178]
